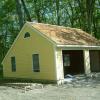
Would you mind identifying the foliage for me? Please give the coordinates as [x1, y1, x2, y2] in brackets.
[0, 0, 100, 65]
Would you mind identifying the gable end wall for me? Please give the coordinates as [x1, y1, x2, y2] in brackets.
[2, 23, 57, 81]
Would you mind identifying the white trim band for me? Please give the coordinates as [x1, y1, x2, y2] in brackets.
[57, 44, 100, 50]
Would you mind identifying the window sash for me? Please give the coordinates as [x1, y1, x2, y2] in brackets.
[63, 54, 70, 66]
[32, 54, 40, 72]
[11, 56, 16, 72]
[24, 32, 30, 38]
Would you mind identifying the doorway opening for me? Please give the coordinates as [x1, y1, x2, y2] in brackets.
[62, 50, 85, 77]
[89, 50, 100, 72]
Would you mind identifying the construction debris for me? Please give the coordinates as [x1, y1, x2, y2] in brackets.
[64, 74, 76, 83]
[24, 83, 43, 91]
[64, 73, 100, 88]
[1, 73, 100, 91]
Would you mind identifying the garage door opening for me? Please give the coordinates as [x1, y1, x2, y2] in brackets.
[62, 50, 85, 77]
[89, 50, 100, 72]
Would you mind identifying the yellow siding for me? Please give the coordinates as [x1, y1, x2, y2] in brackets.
[2, 23, 56, 80]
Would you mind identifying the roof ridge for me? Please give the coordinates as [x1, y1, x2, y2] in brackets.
[29, 22, 83, 30]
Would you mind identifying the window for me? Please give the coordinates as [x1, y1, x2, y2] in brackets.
[63, 54, 70, 66]
[11, 56, 16, 72]
[32, 54, 40, 72]
[24, 32, 30, 38]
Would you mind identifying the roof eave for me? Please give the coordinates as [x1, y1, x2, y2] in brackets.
[57, 44, 100, 50]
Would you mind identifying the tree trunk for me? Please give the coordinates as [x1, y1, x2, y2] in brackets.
[86, 0, 95, 34]
[15, 0, 24, 29]
[33, 0, 41, 23]
[77, 0, 87, 31]
[56, 0, 60, 25]
[21, 0, 31, 21]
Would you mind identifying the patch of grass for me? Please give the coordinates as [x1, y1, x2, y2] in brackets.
[0, 64, 3, 78]
[0, 77, 57, 85]
[0, 74, 3, 78]
[0, 71, 3, 78]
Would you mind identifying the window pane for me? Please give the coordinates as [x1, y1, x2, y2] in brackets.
[11, 56, 16, 72]
[32, 54, 40, 72]
[24, 32, 30, 38]
[63, 54, 70, 66]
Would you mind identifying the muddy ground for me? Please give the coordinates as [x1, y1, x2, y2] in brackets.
[0, 74, 100, 100]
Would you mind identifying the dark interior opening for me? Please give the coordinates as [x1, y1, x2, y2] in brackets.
[62, 50, 84, 76]
[89, 50, 100, 72]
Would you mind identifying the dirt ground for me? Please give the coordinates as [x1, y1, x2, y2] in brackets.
[0, 83, 100, 100]
[0, 74, 100, 100]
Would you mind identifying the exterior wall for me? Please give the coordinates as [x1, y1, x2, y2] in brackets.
[2, 23, 56, 81]
[55, 48, 64, 84]
[83, 50, 91, 74]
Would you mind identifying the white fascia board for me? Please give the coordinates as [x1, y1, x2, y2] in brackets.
[57, 44, 100, 50]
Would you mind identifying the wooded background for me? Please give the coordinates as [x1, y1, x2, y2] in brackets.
[0, 0, 100, 65]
